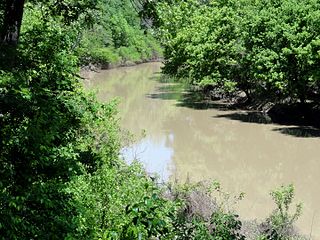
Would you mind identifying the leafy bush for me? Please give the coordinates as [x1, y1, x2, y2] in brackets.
[89, 47, 120, 65]
[118, 46, 143, 63]
[68, 162, 180, 239]
[261, 184, 303, 239]
[211, 211, 244, 240]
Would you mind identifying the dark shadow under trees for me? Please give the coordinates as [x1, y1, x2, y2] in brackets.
[147, 84, 234, 111]
[147, 78, 320, 138]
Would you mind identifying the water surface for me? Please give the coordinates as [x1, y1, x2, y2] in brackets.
[87, 62, 320, 238]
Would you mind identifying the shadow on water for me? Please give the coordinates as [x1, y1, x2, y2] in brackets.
[176, 92, 235, 111]
[147, 77, 320, 138]
[273, 126, 320, 138]
[215, 112, 320, 138]
[215, 112, 273, 124]
[147, 84, 233, 111]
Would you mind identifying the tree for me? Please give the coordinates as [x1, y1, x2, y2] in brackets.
[0, 1, 102, 238]
[0, 0, 25, 46]
[155, 0, 320, 103]
[0, 0, 99, 47]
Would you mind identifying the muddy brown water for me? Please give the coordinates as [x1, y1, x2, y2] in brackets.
[86, 62, 320, 239]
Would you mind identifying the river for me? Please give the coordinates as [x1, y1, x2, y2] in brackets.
[86, 62, 320, 239]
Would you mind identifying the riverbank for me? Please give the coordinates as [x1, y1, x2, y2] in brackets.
[87, 62, 320, 238]
[80, 57, 163, 80]
[196, 85, 320, 132]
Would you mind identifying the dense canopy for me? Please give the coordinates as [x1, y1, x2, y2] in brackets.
[154, 0, 320, 103]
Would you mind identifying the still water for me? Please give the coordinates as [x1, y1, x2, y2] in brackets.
[87, 62, 320, 238]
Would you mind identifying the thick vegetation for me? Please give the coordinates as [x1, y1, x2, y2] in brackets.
[77, 0, 162, 67]
[0, 0, 305, 239]
[153, 0, 320, 104]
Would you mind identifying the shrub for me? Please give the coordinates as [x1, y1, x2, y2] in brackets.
[260, 184, 303, 240]
[166, 181, 245, 240]
[89, 47, 120, 65]
[118, 46, 142, 63]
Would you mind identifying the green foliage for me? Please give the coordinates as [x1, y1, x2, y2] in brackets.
[267, 184, 303, 239]
[155, 0, 320, 102]
[0, 1, 307, 239]
[118, 46, 143, 63]
[0, 1, 118, 238]
[77, 0, 162, 66]
[256, 185, 303, 240]
[88, 47, 120, 65]
[68, 162, 179, 239]
[210, 211, 244, 240]
[0, 1, 161, 238]
[1, 2, 164, 239]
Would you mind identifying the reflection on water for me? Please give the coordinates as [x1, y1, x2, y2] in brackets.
[88, 63, 320, 239]
[121, 136, 174, 182]
[216, 112, 273, 124]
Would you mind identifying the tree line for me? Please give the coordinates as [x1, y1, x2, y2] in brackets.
[151, 0, 320, 104]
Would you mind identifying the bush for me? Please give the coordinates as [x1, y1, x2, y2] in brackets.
[118, 46, 142, 63]
[261, 184, 303, 239]
[166, 181, 245, 240]
[88, 47, 120, 65]
[68, 162, 180, 239]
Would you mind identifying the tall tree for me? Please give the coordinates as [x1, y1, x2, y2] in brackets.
[0, 0, 25, 46]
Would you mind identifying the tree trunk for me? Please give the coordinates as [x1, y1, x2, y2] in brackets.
[0, 0, 25, 46]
